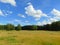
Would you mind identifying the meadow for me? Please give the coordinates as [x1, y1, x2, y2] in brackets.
[0, 30, 60, 45]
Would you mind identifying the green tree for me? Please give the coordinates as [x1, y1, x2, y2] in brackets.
[0, 25, 5, 30]
[6, 24, 15, 30]
[32, 25, 37, 30]
[15, 24, 21, 31]
[51, 21, 60, 30]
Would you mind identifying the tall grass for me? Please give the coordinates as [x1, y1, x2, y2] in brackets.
[0, 30, 60, 45]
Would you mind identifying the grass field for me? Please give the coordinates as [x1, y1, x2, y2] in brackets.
[0, 30, 60, 45]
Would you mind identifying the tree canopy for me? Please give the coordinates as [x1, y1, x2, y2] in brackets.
[0, 21, 60, 31]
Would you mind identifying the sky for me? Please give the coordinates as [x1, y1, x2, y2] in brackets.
[0, 0, 60, 26]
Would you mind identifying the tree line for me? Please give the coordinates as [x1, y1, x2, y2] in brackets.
[0, 21, 60, 31]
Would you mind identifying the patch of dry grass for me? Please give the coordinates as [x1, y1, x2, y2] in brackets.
[0, 30, 60, 45]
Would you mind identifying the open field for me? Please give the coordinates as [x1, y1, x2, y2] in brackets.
[0, 30, 60, 45]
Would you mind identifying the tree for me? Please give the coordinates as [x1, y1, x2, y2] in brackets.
[44, 24, 51, 30]
[51, 21, 60, 31]
[32, 25, 38, 30]
[0, 21, 60, 31]
[15, 24, 21, 30]
[6, 24, 15, 30]
[0, 25, 4, 30]
[22, 25, 32, 30]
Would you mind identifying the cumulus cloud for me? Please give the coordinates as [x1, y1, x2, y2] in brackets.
[42, 16, 60, 25]
[0, 0, 16, 6]
[37, 20, 51, 26]
[49, 18, 58, 22]
[50, 8, 60, 22]
[18, 14, 26, 18]
[0, 10, 4, 16]
[51, 9, 60, 17]
[36, 15, 60, 26]
[3, 10, 13, 16]
[36, 9, 60, 26]
[39, 17, 59, 26]
[25, 3, 47, 20]
[0, 10, 13, 16]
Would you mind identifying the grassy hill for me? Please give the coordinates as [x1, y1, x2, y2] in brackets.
[0, 30, 60, 45]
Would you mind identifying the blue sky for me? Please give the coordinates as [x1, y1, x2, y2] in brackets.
[0, 0, 60, 26]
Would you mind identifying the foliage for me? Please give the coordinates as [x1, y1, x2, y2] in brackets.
[15, 24, 21, 31]
[0, 21, 60, 31]
[5, 24, 15, 30]
[32, 25, 38, 30]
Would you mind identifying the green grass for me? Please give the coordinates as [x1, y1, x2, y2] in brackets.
[0, 30, 60, 45]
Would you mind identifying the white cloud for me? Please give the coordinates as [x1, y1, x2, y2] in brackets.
[7, 11, 13, 14]
[36, 9, 60, 26]
[40, 16, 59, 26]
[0, 0, 16, 6]
[36, 22, 42, 26]
[51, 9, 60, 17]
[18, 14, 26, 18]
[8, 19, 30, 26]
[25, 3, 47, 20]
[0, 10, 4, 16]
[49, 18, 58, 22]
[50, 8, 60, 22]
[37, 20, 51, 26]
[8, 19, 21, 24]
[14, 19, 21, 23]
[0, 10, 13, 16]
[42, 21, 49, 25]
[3, 10, 13, 16]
